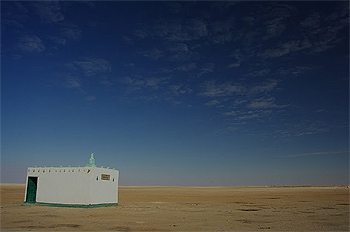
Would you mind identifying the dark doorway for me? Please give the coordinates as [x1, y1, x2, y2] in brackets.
[25, 177, 38, 203]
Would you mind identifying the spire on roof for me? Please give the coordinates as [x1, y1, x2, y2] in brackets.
[87, 153, 96, 167]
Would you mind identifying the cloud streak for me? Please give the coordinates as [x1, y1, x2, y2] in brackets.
[70, 58, 111, 77]
[17, 35, 45, 53]
[33, 1, 64, 23]
[283, 151, 349, 158]
[247, 97, 286, 109]
[200, 81, 245, 97]
[122, 76, 169, 91]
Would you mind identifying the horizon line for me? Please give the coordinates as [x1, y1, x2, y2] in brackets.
[1, 183, 349, 188]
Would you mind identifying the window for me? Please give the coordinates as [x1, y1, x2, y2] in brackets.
[101, 174, 110, 180]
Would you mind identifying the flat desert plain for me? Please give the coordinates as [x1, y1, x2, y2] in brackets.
[1, 184, 349, 231]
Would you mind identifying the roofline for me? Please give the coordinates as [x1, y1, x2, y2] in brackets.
[27, 166, 117, 170]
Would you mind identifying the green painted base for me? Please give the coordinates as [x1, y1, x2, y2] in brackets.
[24, 202, 118, 208]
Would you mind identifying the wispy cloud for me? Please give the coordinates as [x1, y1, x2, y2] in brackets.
[3, 2, 29, 24]
[228, 50, 243, 67]
[262, 18, 286, 40]
[61, 74, 97, 102]
[300, 12, 320, 29]
[200, 81, 245, 97]
[58, 58, 112, 102]
[276, 66, 313, 77]
[283, 151, 349, 158]
[69, 58, 111, 76]
[169, 84, 192, 96]
[261, 4, 295, 40]
[223, 109, 272, 122]
[199, 77, 287, 126]
[262, 39, 312, 58]
[3, 19, 24, 29]
[125, 1, 348, 85]
[261, 5, 348, 58]
[205, 99, 220, 106]
[123, 76, 169, 91]
[274, 121, 330, 137]
[4, 2, 82, 58]
[246, 68, 270, 77]
[250, 79, 279, 94]
[227, 62, 240, 68]
[201, 79, 280, 101]
[85, 95, 96, 101]
[209, 17, 235, 44]
[197, 63, 215, 77]
[64, 75, 81, 89]
[247, 97, 285, 109]
[48, 35, 66, 46]
[140, 48, 163, 60]
[33, 1, 64, 23]
[60, 24, 82, 40]
[168, 42, 190, 54]
[176, 62, 197, 72]
[17, 35, 45, 53]
[167, 43, 197, 61]
[152, 18, 208, 42]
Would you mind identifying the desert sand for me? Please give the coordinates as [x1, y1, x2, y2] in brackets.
[1, 184, 349, 231]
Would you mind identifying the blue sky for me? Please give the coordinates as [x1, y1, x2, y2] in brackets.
[1, 1, 349, 185]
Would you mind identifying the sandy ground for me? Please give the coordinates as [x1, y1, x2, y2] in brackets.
[0, 184, 349, 231]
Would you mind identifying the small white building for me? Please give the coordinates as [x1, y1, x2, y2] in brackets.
[24, 154, 119, 207]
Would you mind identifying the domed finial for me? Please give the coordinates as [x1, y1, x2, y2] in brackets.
[87, 153, 96, 167]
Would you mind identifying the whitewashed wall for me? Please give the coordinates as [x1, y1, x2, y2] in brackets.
[24, 167, 119, 205]
[89, 167, 119, 204]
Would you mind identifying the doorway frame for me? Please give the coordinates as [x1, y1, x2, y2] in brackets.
[25, 176, 38, 203]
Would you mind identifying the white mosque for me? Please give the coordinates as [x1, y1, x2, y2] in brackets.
[24, 154, 119, 207]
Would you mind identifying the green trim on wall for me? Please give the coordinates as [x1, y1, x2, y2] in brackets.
[24, 202, 118, 208]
